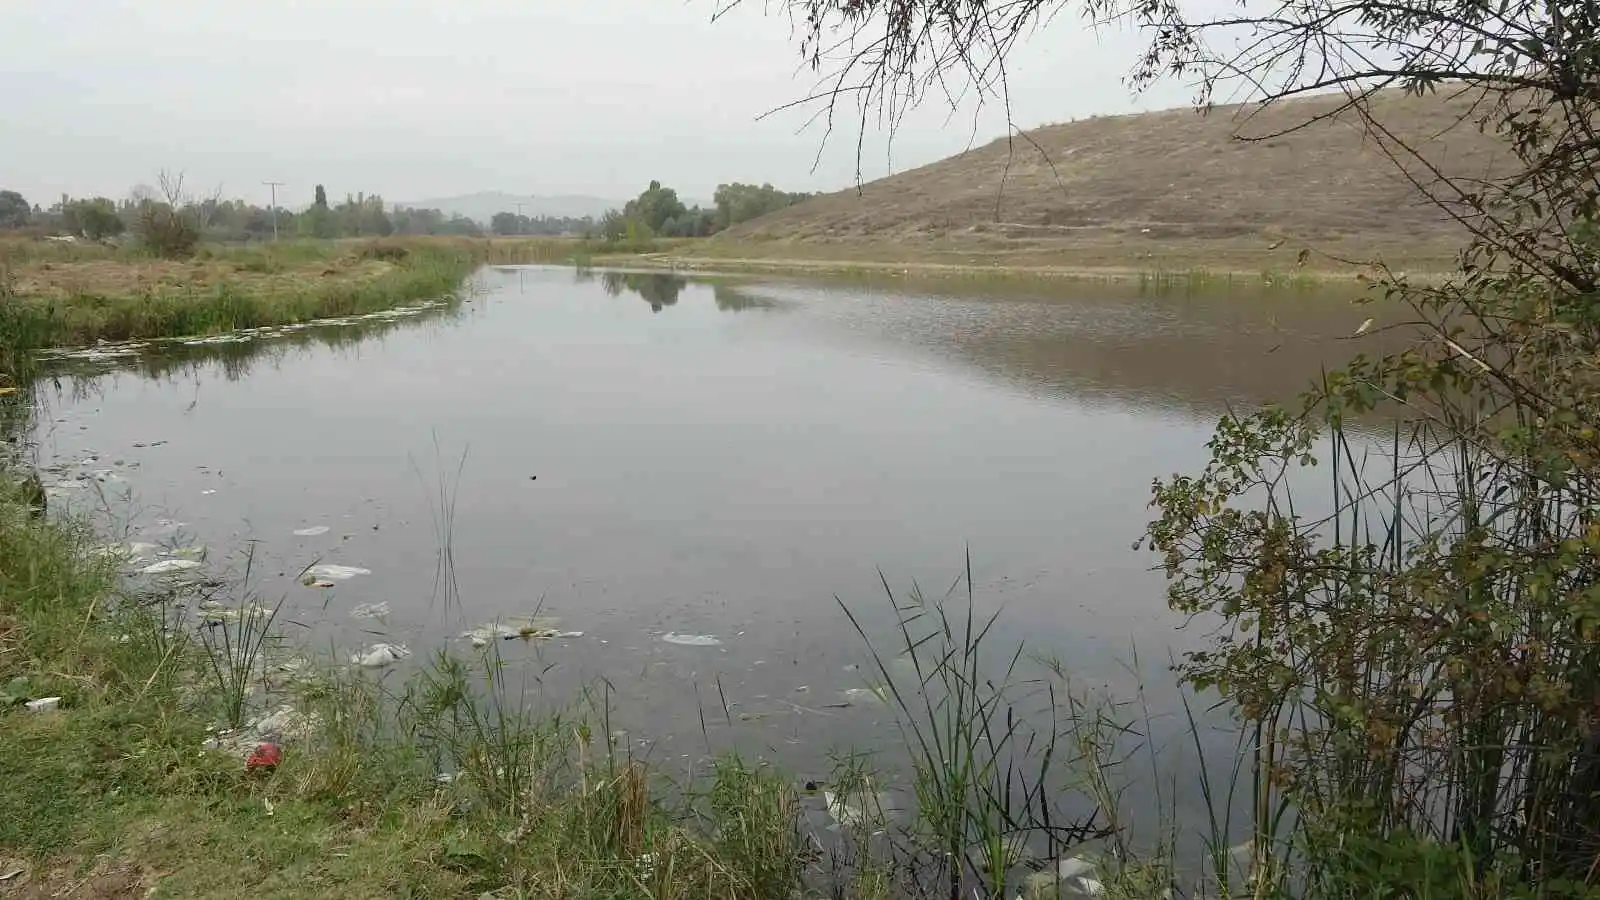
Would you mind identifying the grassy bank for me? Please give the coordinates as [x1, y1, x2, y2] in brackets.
[0, 460, 1192, 899]
[0, 231, 1395, 382]
[573, 237, 1453, 290]
[2, 454, 1584, 897]
[0, 473, 819, 898]
[0, 237, 592, 376]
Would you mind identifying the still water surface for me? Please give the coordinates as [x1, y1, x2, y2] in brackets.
[30, 265, 1378, 778]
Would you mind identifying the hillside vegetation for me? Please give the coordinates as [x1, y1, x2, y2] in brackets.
[717, 90, 1507, 272]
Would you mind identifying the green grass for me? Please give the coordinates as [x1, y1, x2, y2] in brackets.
[6, 413, 1566, 899]
[0, 237, 622, 375]
[0, 469, 813, 899]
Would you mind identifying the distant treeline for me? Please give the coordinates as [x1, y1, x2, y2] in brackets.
[0, 177, 815, 247]
[0, 182, 484, 244]
[488, 212, 595, 236]
[486, 181, 812, 240]
[598, 181, 812, 239]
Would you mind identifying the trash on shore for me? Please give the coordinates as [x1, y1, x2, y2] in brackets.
[661, 632, 721, 647]
[197, 601, 271, 625]
[253, 705, 321, 743]
[1021, 855, 1107, 899]
[304, 563, 371, 581]
[245, 742, 283, 773]
[841, 686, 888, 706]
[352, 642, 410, 668]
[461, 618, 582, 647]
[822, 788, 894, 830]
[25, 697, 62, 713]
[93, 540, 161, 562]
[462, 622, 521, 647]
[140, 558, 202, 575]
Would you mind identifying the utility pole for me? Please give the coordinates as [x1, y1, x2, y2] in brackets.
[262, 181, 284, 241]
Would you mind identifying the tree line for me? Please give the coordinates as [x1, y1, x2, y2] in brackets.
[0, 176, 816, 249]
[484, 181, 813, 240]
[598, 180, 812, 239]
[0, 180, 485, 248]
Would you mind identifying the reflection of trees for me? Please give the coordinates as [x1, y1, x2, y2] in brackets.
[588, 271, 786, 315]
[712, 284, 779, 312]
[26, 302, 462, 421]
[598, 272, 686, 312]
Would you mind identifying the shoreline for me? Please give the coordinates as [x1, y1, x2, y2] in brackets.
[0, 470, 1145, 899]
[579, 245, 1454, 287]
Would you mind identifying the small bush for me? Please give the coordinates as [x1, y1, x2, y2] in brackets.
[134, 204, 200, 259]
[359, 242, 409, 263]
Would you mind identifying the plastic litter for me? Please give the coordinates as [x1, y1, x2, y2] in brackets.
[461, 618, 581, 647]
[352, 642, 410, 668]
[253, 705, 320, 742]
[661, 632, 721, 646]
[264, 656, 317, 690]
[140, 558, 201, 575]
[823, 788, 897, 829]
[25, 697, 62, 713]
[305, 564, 371, 581]
[1020, 856, 1107, 899]
[292, 526, 330, 537]
[198, 601, 270, 625]
[93, 540, 161, 562]
[841, 687, 888, 706]
[350, 601, 391, 620]
[246, 742, 283, 772]
[462, 622, 522, 647]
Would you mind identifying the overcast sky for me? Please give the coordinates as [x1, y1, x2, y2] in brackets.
[3, 0, 1195, 207]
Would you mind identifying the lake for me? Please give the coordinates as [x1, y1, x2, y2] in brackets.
[25, 264, 1378, 793]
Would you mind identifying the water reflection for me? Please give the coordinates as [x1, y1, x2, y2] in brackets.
[21, 265, 1390, 841]
[575, 269, 784, 314]
[600, 271, 686, 312]
[753, 277, 1410, 414]
[40, 302, 461, 387]
[2, 300, 465, 455]
[712, 283, 783, 312]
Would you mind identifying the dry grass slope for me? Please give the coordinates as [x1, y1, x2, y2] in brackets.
[720, 90, 1507, 272]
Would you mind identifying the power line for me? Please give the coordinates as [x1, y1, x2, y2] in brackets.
[262, 181, 285, 241]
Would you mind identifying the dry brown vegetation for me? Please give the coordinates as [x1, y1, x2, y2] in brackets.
[717, 89, 1507, 274]
[9, 255, 397, 302]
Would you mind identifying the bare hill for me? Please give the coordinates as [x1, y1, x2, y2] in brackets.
[719, 90, 1508, 269]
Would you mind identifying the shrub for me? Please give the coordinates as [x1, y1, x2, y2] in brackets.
[134, 204, 200, 259]
[358, 242, 409, 263]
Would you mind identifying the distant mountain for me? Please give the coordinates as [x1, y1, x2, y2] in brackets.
[393, 192, 619, 224]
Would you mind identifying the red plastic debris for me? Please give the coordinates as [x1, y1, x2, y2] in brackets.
[246, 742, 283, 773]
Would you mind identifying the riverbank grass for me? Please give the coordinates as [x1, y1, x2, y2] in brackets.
[0, 237, 603, 364]
[0, 475, 810, 899]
